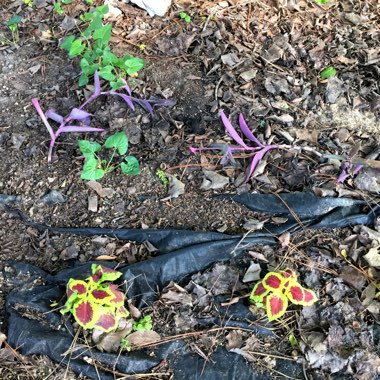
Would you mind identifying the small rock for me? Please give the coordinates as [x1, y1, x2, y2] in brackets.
[60, 244, 79, 260]
[38, 190, 66, 205]
[344, 13, 362, 25]
[355, 168, 380, 194]
[325, 77, 344, 104]
[11, 134, 26, 150]
[88, 195, 98, 212]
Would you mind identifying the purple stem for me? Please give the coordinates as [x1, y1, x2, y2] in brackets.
[31, 98, 55, 141]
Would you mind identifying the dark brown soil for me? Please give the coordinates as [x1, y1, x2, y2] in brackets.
[1, 0, 380, 379]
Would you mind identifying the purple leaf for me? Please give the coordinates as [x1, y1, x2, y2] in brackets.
[220, 110, 249, 149]
[149, 98, 176, 107]
[59, 126, 104, 133]
[83, 116, 92, 126]
[133, 98, 154, 113]
[46, 110, 64, 124]
[352, 164, 363, 175]
[246, 149, 267, 181]
[94, 71, 101, 97]
[31, 98, 55, 141]
[111, 92, 135, 110]
[238, 113, 264, 147]
[120, 79, 132, 96]
[69, 108, 92, 121]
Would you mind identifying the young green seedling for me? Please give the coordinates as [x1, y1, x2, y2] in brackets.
[320, 66, 337, 79]
[179, 11, 191, 23]
[250, 268, 318, 321]
[79, 132, 140, 180]
[61, 4, 144, 88]
[6, 15, 22, 43]
[60, 264, 129, 332]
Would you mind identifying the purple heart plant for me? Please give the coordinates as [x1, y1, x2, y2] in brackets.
[190, 111, 279, 182]
[32, 71, 175, 162]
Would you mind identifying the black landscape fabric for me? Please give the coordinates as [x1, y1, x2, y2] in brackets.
[5, 192, 379, 379]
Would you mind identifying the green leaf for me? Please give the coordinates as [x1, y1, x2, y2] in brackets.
[54, 2, 63, 14]
[81, 157, 105, 180]
[110, 79, 127, 90]
[83, 14, 103, 37]
[98, 65, 116, 81]
[95, 4, 109, 15]
[320, 66, 337, 79]
[62, 0, 72, 4]
[7, 15, 22, 27]
[102, 49, 119, 66]
[124, 56, 144, 75]
[69, 38, 86, 58]
[288, 334, 298, 349]
[61, 35, 75, 51]
[79, 140, 101, 159]
[78, 73, 89, 87]
[104, 132, 128, 155]
[93, 23, 112, 44]
[315, 0, 329, 4]
[121, 156, 140, 176]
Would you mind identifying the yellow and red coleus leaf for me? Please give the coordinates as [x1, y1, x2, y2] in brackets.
[72, 299, 98, 329]
[376, 291, 380, 301]
[280, 268, 297, 280]
[286, 283, 305, 305]
[250, 281, 270, 304]
[266, 292, 288, 321]
[108, 284, 125, 307]
[95, 307, 118, 332]
[262, 272, 285, 292]
[90, 287, 114, 305]
[299, 288, 318, 306]
[116, 305, 129, 318]
[67, 279, 88, 299]
[91, 264, 122, 283]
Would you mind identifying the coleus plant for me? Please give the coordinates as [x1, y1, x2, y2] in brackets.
[190, 111, 278, 182]
[250, 268, 318, 321]
[32, 71, 174, 162]
[60, 264, 129, 332]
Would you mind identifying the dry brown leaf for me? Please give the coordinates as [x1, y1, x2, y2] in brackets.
[127, 330, 161, 347]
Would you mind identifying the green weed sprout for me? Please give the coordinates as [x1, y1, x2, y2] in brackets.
[179, 11, 191, 23]
[315, 0, 329, 4]
[132, 315, 153, 331]
[60, 264, 129, 332]
[61, 4, 144, 88]
[23, 0, 34, 7]
[320, 66, 337, 79]
[250, 268, 318, 321]
[156, 169, 169, 186]
[79, 131, 140, 180]
[6, 16, 22, 43]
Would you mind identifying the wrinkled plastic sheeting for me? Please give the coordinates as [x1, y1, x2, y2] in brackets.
[5, 192, 380, 379]
[6, 263, 298, 380]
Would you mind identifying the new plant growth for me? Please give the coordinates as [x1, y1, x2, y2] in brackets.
[6, 15, 22, 43]
[60, 264, 129, 332]
[120, 314, 153, 351]
[179, 11, 191, 23]
[32, 71, 174, 162]
[156, 169, 169, 186]
[190, 111, 279, 182]
[79, 131, 140, 180]
[250, 268, 318, 321]
[320, 66, 336, 79]
[132, 315, 153, 331]
[61, 4, 144, 87]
